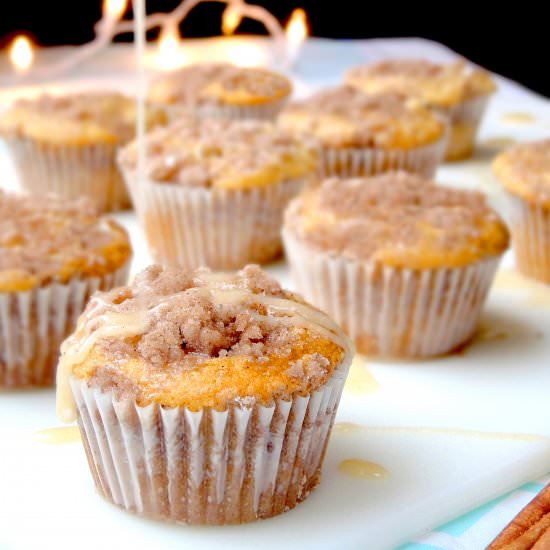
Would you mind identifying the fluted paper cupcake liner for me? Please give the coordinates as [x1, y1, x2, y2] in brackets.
[0, 263, 130, 388]
[507, 193, 550, 284]
[161, 97, 289, 124]
[69, 352, 350, 525]
[437, 95, 490, 161]
[126, 176, 305, 270]
[283, 231, 501, 358]
[3, 137, 131, 212]
[319, 133, 447, 178]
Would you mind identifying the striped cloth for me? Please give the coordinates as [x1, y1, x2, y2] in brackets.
[399, 475, 550, 550]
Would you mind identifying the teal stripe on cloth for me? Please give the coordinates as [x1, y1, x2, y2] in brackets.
[520, 481, 545, 493]
[395, 544, 441, 550]
[434, 493, 510, 537]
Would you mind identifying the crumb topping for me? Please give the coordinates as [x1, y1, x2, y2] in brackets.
[284, 172, 509, 268]
[118, 117, 317, 189]
[0, 92, 166, 145]
[277, 86, 444, 149]
[493, 139, 550, 206]
[148, 63, 291, 107]
[345, 59, 496, 107]
[0, 191, 131, 291]
[61, 265, 348, 410]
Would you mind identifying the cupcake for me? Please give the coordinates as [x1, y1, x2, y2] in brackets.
[118, 117, 317, 270]
[0, 191, 131, 387]
[277, 86, 447, 178]
[0, 92, 166, 212]
[148, 63, 292, 121]
[56, 264, 353, 524]
[493, 139, 550, 284]
[283, 172, 509, 358]
[344, 59, 496, 161]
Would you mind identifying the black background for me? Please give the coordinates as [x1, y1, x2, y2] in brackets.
[1, 0, 548, 97]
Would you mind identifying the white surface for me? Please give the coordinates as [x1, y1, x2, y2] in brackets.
[1, 38, 550, 550]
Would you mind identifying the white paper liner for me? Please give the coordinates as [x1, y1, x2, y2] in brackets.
[125, 175, 305, 270]
[437, 94, 491, 161]
[69, 351, 350, 525]
[161, 97, 289, 123]
[195, 96, 289, 121]
[0, 263, 130, 388]
[319, 133, 447, 178]
[507, 193, 550, 284]
[283, 230, 502, 358]
[3, 137, 131, 212]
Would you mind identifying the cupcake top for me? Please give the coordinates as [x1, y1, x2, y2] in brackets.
[0, 191, 131, 292]
[344, 59, 496, 107]
[148, 63, 292, 108]
[0, 92, 166, 146]
[493, 139, 550, 207]
[118, 117, 317, 189]
[284, 172, 509, 268]
[57, 264, 351, 420]
[277, 86, 445, 149]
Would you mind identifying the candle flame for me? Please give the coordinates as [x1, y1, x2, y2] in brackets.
[10, 35, 34, 73]
[286, 8, 308, 47]
[156, 26, 186, 70]
[222, 5, 242, 35]
[103, 0, 127, 19]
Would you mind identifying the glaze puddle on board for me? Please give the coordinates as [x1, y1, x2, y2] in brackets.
[338, 459, 389, 480]
[344, 355, 379, 395]
[333, 422, 550, 443]
[493, 269, 550, 306]
[480, 136, 517, 150]
[501, 112, 536, 124]
[34, 426, 81, 445]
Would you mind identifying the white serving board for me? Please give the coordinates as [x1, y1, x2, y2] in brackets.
[1, 38, 550, 550]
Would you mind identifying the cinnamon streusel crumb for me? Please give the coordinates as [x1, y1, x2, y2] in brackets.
[284, 172, 509, 268]
[493, 139, 550, 207]
[0, 92, 166, 146]
[118, 117, 317, 189]
[0, 191, 131, 292]
[64, 265, 346, 410]
[278, 86, 444, 149]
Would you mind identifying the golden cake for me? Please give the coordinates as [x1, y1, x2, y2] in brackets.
[283, 172, 509, 357]
[277, 86, 446, 177]
[0, 190, 131, 387]
[118, 116, 317, 269]
[148, 63, 292, 121]
[57, 264, 353, 524]
[493, 139, 550, 283]
[345, 59, 496, 160]
[0, 92, 166, 211]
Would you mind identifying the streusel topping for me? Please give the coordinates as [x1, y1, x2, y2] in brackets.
[57, 265, 350, 417]
[493, 139, 550, 206]
[277, 86, 444, 149]
[0, 92, 166, 145]
[118, 117, 317, 189]
[0, 191, 131, 291]
[148, 63, 291, 107]
[284, 172, 509, 268]
[345, 60, 496, 107]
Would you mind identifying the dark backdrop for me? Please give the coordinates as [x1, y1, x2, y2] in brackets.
[1, 0, 548, 97]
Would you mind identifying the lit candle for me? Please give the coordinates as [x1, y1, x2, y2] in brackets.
[9, 35, 34, 74]
[222, 3, 242, 35]
[104, 0, 127, 21]
[285, 8, 308, 68]
[156, 25, 187, 70]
